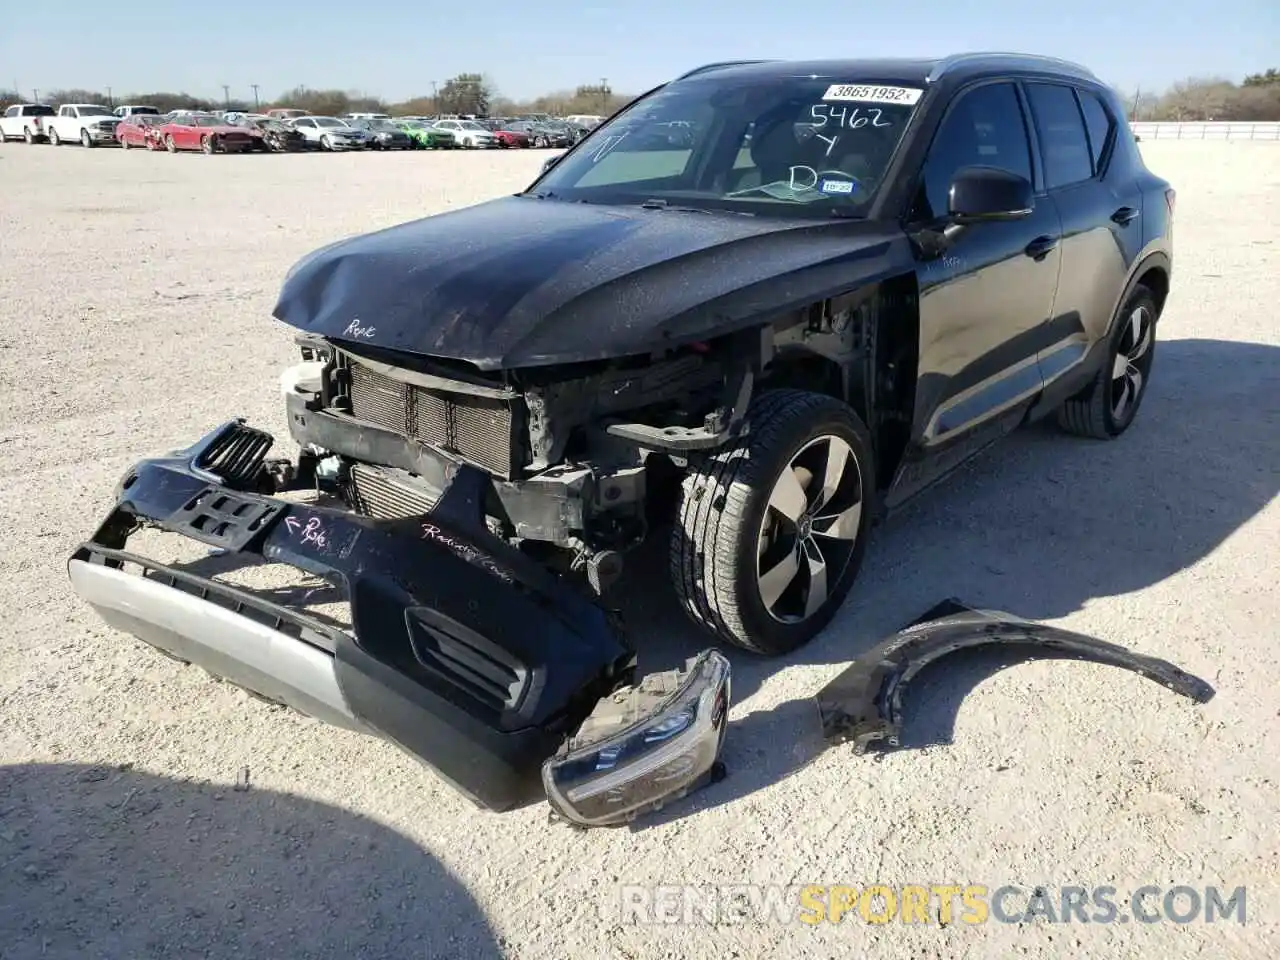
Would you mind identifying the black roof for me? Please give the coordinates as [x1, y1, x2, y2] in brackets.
[675, 53, 1096, 86]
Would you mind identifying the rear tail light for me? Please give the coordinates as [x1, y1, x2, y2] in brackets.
[1165, 188, 1176, 218]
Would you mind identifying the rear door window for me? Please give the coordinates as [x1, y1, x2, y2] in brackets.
[1024, 83, 1093, 190]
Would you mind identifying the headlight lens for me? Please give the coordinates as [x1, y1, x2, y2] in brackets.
[542, 649, 730, 827]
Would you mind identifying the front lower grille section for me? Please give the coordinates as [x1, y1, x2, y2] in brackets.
[347, 361, 523, 478]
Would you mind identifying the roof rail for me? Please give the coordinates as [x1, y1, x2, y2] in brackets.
[676, 60, 777, 80]
[926, 52, 1097, 83]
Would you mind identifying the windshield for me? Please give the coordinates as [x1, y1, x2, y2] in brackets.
[366, 119, 398, 131]
[314, 117, 346, 128]
[74, 105, 113, 117]
[531, 76, 921, 217]
[458, 120, 486, 130]
[26, 105, 56, 116]
[129, 106, 159, 115]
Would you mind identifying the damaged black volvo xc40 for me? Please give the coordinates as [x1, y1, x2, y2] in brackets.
[69, 53, 1174, 823]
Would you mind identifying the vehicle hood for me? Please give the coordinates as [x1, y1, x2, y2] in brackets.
[273, 195, 908, 370]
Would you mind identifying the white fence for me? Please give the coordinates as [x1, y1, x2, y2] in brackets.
[1130, 121, 1280, 141]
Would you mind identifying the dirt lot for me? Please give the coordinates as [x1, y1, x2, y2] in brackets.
[0, 140, 1277, 959]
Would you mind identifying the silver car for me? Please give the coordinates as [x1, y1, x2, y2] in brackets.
[289, 116, 371, 151]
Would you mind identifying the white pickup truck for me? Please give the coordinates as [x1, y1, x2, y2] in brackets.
[0, 103, 56, 142]
[45, 104, 120, 147]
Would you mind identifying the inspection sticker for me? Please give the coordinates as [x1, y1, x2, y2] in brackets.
[822, 84, 923, 105]
[820, 179, 855, 195]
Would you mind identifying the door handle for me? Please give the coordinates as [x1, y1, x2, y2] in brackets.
[1111, 206, 1140, 225]
[1024, 235, 1059, 261]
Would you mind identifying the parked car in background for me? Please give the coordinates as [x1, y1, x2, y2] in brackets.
[564, 113, 605, 129]
[267, 108, 310, 120]
[392, 118, 456, 149]
[45, 104, 119, 147]
[481, 119, 531, 148]
[113, 104, 160, 118]
[245, 117, 308, 152]
[155, 114, 261, 153]
[0, 103, 55, 143]
[116, 114, 164, 150]
[289, 116, 371, 151]
[344, 112, 391, 121]
[503, 120, 572, 148]
[347, 118, 414, 150]
[431, 118, 497, 148]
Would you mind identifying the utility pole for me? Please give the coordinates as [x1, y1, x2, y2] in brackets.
[251, 84, 260, 108]
[106, 86, 113, 107]
[431, 79, 438, 115]
[599, 78, 608, 113]
[222, 84, 230, 109]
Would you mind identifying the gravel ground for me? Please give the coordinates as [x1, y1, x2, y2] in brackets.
[0, 140, 1277, 959]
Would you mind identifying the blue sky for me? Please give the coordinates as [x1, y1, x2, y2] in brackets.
[3, 0, 1275, 102]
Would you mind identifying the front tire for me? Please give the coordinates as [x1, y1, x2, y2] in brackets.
[49, 128, 61, 146]
[1056, 284, 1158, 439]
[320, 134, 332, 151]
[670, 389, 876, 655]
[201, 134, 216, 154]
[81, 128, 93, 147]
[165, 134, 176, 153]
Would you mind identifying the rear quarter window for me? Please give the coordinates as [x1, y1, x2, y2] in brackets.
[1076, 90, 1115, 174]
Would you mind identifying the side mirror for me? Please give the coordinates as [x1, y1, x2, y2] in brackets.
[947, 166, 1033, 223]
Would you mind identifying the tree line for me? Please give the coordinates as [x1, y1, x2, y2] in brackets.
[1117, 70, 1279, 121]
[0, 74, 635, 119]
[3, 68, 1277, 122]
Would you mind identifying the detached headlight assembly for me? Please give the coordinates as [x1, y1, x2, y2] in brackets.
[542, 649, 730, 828]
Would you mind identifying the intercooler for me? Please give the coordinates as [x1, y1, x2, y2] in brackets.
[346, 359, 524, 478]
[345, 462, 437, 519]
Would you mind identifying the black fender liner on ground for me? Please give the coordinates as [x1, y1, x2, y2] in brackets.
[816, 598, 1215, 754]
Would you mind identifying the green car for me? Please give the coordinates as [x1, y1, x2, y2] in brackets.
[393, 119, 456, 149]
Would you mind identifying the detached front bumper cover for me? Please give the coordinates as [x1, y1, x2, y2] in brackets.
[67, 420, 725, 821]
[817, 598, 1215, 754]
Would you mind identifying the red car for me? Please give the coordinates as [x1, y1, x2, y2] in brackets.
[117, 114, 164, 150]
[490, 126, 531, 148]
[155, 114, 262, 154]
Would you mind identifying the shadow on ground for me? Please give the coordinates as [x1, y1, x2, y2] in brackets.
[618, 337, 1279, 821]
[0, 763, 503, 960]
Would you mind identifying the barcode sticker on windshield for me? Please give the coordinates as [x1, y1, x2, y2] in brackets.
[822, 85, 923, 105]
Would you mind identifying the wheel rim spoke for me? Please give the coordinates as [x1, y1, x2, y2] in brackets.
[1111, 348, 1129, 380]
[815, 438, 852, 512]
[758, 549, 801, 610]
[768, 466, 808, 523]
[1129, 309, 1153, 361]
[812, 500, 862, 542]
[801, 539, 828, 619]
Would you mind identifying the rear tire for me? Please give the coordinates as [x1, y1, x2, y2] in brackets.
[50, 128, 61, 146]
[165, 134, 176, 153]
[201, 134, 216, 155]
[670, 389, 876, 655]
[25, 127, 35, 143]
[1056, 284, 1158, 439]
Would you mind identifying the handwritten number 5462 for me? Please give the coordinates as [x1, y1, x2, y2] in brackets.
[810, 105, 891, 129]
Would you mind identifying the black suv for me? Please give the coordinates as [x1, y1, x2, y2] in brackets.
[71, 53, 1174, 815]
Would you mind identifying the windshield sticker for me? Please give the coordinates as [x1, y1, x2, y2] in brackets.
[810, 104, 894, 129]
[819, 179, 855, 195]
[822, 84, 922, 106]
